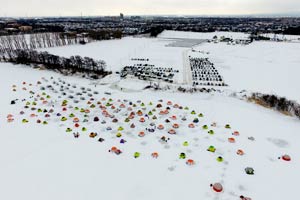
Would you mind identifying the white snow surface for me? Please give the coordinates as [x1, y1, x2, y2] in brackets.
[1, 31, 300, 200]
[43, 37, 185, 83]
[1, 62, 300, 200]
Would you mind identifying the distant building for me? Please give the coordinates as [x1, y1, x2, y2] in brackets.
[4, 28, 19, 33]
[120, 13, 124, 20]
[19, 26, 33, 32]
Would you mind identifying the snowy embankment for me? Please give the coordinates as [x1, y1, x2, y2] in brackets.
[158, 30, 250, 40]
[1, 62, 300, 200]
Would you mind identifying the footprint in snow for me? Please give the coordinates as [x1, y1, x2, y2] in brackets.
[187, 149, 192, 153]
[228, 191, 238, 197]
[267, 138, 289, 148]
[216, 138, 226, 143]
[168, 166, 176, 171]
[238, 185, 246, 191]
[140, 141, 147, 146]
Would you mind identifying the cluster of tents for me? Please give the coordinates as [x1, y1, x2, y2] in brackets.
[6, 76, 292, 198]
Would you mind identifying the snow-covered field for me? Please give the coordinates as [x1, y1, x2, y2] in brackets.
[44, 37, 186, 83]
[44, 31, 300, 101]
[1, 30, 300, 200]
[192, 41, 300, 102]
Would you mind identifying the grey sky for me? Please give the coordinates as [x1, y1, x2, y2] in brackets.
[0, 0, 299, 17]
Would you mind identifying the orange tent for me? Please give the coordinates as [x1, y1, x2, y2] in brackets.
[7, 114, 14, 118]
[186, 159, 195, 165]
[158, 124, 164, 130]
[138, 131, 145, 137]
[168, 129, 176, 134]
[232, 131, 240, 136]
[73, 118, 80, 123]
[137, 110, 143, 116]
[228, 138, 236, 143]
[211, 183, 223, 193]
[282, 154, 291, 161]
[170, 115, 177, 120]
[167, 101, 172, 105]
[172, 123, 179, 129]
[237, 149, 244, 156]
[188, 123, 195, 128]
[151, 152, 159, 158]
[7, 118, 14, 123]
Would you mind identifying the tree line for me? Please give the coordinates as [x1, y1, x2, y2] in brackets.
[0, 32, 85, 52]
[249, 93, 300, 119]
[0, 49, 111, 78]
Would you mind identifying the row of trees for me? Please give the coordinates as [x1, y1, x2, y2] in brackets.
[0, 49, 110, 78]
[250, 93, 300, 119]
[0, 33, 85, 52]
[88, 30, 122, 40]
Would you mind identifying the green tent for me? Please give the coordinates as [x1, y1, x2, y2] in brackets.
[134, 152, 140, 158]
[116, 132, 122, 137]
[66, 128, 72, 132]
[202, 125, 208, 130]
[22, 119, 29, 123]
[179, 152, 186, 159]
[183, 141, 189, 146]
[207, 146, 216, 153]
[225, 124, 231, 129]
[61, 117, 67, 122]
[216, 156, 223, 162]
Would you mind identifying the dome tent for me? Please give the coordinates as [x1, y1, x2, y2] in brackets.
[66, 128, 72, 132]
[225, 124, 231, 129]
[120, 139, 127, 144]
[216, 156, 223, 162]
[116, 132, 122, 137]
[281, 154, 291, 161]
[237, 149, 245, 156]
[207, 146, 216, 153]
[89, 132, 98, 138]
[245, 167, 254, 175]
[151, 152, 159, 158]
[134, 152, 140, 158]
[179, 152, 186, 159]
[186, 159, 195, 165]
[183, 141, 189, 146]
[202, 125, 208, 130]
[188, 123, 195, 128]
[211, 183, 223, 193]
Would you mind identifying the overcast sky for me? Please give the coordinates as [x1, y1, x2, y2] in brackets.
[0, 0, 299, 17]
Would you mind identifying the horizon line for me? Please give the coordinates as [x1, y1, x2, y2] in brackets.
[1, 12, 300, 19]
